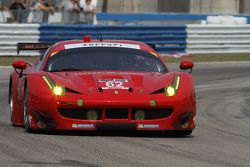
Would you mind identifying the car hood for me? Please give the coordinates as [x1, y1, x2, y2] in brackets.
[47, 71, 175, 94]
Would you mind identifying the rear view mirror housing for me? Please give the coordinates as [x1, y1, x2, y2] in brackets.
[12, 60, 30, 77]
[180, 60, 194, 73]
[12, 60, 28, 70]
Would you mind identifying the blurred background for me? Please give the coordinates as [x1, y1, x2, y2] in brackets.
[1, 0, 250, 13]
[1, 0, 250, 24]
[1, 0, 250, 56]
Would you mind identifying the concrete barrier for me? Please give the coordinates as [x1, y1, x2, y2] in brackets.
[0, 23, 250, 56]
[186, 25, 250, 54]
[0, 24, 40, 56]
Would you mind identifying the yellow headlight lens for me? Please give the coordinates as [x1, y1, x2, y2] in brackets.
[166, 86, 176, 96]
[43, 76, 54, 89]
[43, 75, 66, 96]
[164, 76, 180, 96]
[53, 86, 65, 96]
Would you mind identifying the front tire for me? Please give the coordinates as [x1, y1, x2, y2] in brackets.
[9, 85, 21, 126]
[9, 88, 14, 125]
[23, 88, 32, 133]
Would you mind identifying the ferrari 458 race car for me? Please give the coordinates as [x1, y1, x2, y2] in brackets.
[9, 36, 196, 135]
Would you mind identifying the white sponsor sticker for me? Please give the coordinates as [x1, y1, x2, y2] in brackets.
[75, 72, 145, 76]
[137, 124, 160, 129]
[65, 42, 140, 50]
[72, 124, 95, 128]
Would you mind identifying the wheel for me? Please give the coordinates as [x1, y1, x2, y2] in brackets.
[9, 88, 14, 125]
[23, 88, 33, 133]
[9, 85, 20, 126]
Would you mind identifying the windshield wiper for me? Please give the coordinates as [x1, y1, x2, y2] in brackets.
[50, 68, 92, 72]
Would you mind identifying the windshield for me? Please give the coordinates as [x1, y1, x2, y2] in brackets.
[44, 47, 167, 73]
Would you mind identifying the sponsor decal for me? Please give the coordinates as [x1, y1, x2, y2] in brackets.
[65, 43, 140, 50]
[137, 124, 144, 129]
[73, 71, 145, 76]
[137, 124, 160, 129]
[72, 124, 95, 129]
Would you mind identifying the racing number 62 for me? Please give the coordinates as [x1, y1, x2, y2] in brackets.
[106, 81, 123, 88]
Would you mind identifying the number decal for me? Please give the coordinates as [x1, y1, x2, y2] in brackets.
[99, 79, 128, 89]
[106, 81, 115, 88]
[116, 81, 123, 87]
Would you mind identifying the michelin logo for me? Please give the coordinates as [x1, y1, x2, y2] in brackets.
[137, 124, 160, 129]
[72, 124, 95, 128]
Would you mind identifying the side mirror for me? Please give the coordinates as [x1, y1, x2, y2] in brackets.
[12, 60, 28, 70]
[180, 60, 194, 73]
[12, 60, 29, 77]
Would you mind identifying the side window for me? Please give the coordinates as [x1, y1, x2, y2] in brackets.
[35, 47, 52, 71]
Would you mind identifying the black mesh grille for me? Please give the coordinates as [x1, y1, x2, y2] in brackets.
[132, 108, 173, 120]
[58, 108, 173, 120]
[58, 108, 102, 120]
[105, 109, 128, 119]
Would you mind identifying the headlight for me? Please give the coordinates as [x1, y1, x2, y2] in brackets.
[164, 75, 180, 96]
[165, 86, 176, 96]
[43, 75, 66, 96]
[53, 86, 65, 96]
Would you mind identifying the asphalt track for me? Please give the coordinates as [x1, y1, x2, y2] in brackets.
[0, 62, 250, 167]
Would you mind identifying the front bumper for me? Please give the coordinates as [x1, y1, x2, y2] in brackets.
[28, 93, 196, 131]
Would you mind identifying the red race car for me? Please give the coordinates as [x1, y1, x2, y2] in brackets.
[9, 36, 196, 135]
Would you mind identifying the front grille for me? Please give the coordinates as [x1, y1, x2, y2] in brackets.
[132, 108, 174, 120]
[58, 108, 173, 120]
[58, 108, 102, 120]
[105, 108, 128, 119]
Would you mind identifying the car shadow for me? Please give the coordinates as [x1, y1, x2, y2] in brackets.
[31, 129, 194, 138]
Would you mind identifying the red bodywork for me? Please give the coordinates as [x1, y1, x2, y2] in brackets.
[9, 39, 196, 132]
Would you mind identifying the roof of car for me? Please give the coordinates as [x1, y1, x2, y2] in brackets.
[51, 39, 156, 54]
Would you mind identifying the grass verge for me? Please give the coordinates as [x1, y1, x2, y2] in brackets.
[163, 53, 250, 63]
[0, 56, 39, 66]
[0, 54, 250, 66]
